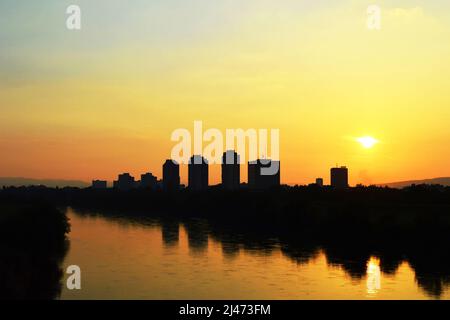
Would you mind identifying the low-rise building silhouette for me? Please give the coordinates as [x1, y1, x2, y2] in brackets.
[330, 166, 348, 188]
[248, 159, 280, 190]
[316, 178, 324, 187]
[222, 150, 240, 190]
[113, 173, 136, 191]
[188, 155, 208, 191]
[92, 180, 107, 189]
[140, 172, 157, 189]
[163, 159, 180, 191]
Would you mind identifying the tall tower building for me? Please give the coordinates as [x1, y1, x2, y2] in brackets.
[330, 166, 349, 188]
[163, 159, 180, 191]
[248, 159, 280, 190]
[221, 150, 240, 190]
[188, 155, 209, 191]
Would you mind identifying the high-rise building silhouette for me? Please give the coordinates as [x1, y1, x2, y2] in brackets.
[188, 155, 208, 191]
[113, 173, 136, 191]
[222, 150, 240, 190]
[330, 166, 348, 188]
[92, 180, 107, 189]
[248, 159, 280, 190]
[140, 172, 157, 189]
[163, 159, 180, 191]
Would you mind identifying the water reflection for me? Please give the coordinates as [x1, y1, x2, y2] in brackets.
[367, 257, 381, 295]
[63, 209, 450, 300]
[185, 219, 209, 255]
[161, 220, 180, 247]
[410, 257, 450, 299]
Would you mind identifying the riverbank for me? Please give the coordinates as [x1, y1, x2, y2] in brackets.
[0, 197, 70, 299]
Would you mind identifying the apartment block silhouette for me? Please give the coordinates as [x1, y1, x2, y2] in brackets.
[188, 155, 209, 191]
[248, 159, 280, 190]
[330, 166, 349, 188]
[92, 180, 107, 189]
[140, 172, 157, 189]
[113, 173, 136, 191]
[163, 159, 180, 191]
[222, 150, 240, 190]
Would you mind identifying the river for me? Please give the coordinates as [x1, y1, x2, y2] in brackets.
[60, 208, 449, 300]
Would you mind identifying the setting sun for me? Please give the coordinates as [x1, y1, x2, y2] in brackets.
[357, 136, 379, 149]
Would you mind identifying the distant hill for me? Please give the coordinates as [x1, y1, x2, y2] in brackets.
[0, 177, 89, 188]
[378, 177, 450, 188]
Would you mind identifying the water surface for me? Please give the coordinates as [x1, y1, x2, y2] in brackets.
[61, 208, 450, 300]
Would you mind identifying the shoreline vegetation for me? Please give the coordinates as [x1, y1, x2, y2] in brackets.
[1, 184, 449, 298]
[0, 197, 70, 299]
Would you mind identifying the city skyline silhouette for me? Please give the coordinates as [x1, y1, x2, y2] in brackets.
[89, 150, 354, 190]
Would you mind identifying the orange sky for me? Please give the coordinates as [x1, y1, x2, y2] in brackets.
[1, 1, 449, 185]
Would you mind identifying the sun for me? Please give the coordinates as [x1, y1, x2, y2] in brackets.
[357, 136, 379, 149]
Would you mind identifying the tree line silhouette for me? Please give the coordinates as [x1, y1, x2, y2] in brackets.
[0, 194, 70, 299]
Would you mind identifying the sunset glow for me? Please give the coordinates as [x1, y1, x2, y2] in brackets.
[1, 1, 449, 186]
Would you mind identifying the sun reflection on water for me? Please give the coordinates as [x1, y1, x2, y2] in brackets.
[367, 257, 381, 296]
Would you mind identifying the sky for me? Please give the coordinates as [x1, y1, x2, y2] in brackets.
[1, 0, 449, 185]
